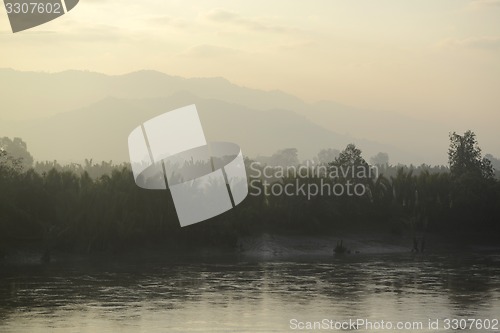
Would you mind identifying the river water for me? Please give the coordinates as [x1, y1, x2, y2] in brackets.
[1, 253, 499, 332]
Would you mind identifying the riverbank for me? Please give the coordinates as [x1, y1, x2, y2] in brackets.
[2, 231, 499, 266]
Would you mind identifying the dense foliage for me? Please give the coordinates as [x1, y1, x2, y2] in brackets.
[0, 131, 499, 258]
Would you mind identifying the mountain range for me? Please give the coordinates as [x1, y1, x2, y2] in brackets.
[0, 68, 451, 165]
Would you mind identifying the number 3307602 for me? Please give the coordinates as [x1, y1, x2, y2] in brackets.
[5, 2, 62, 14]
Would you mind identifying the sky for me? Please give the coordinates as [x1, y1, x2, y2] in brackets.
[1, 0, 499, 154]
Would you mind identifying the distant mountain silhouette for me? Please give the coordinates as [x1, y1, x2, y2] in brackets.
[1, 93, 413, 163]
[0, 69, 446, 164]
[0, 68, 305, 120]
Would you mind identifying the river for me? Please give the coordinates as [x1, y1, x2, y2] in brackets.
[1, 252, 499, 332]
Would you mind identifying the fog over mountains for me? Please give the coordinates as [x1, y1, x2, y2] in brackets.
[0, 69, 454, 165]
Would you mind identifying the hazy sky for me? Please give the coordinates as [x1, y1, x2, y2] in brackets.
[1, 0, 499, 154]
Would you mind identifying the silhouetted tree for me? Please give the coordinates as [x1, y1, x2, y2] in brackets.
[448, 131, 493, 179]
[270, 148, 299, 167]
[370, 152, 389, 166]
[317, 148, 340, 164]
[0, 137, 33, 170]
[484, 154, 500, 179]
[329, 144, 371, 185]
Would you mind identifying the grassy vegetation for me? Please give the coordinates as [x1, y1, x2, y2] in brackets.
[0, 131, 499, 259]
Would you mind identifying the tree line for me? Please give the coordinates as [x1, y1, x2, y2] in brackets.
[0, 131, 499, 259]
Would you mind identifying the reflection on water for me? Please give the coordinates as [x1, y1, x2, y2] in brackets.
[0, 253, 499, 332]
